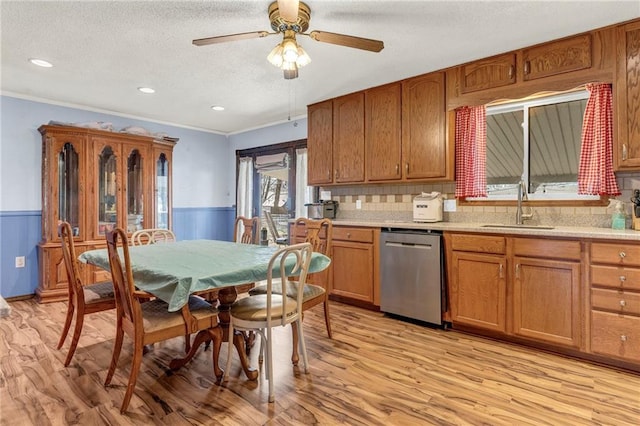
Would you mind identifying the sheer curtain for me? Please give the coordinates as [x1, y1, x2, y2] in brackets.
[578, 83, 620, 196]
[237, 157, 253, 218]
[295, 148, 311, 218]
[455, 105, 487, 198]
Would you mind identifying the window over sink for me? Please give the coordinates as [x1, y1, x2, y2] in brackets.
[473, 89, 600, 201]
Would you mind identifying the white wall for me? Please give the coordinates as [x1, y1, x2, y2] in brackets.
[0, 95, 231, 210]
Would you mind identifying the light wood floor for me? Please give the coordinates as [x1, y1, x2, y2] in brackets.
[1, 298, 639, 425]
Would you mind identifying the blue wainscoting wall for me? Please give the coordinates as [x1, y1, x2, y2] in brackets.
[0, 211, 42, 298]
[0, 207, 235, 299]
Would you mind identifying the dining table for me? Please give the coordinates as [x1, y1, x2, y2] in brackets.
[79, 239, 331, 380]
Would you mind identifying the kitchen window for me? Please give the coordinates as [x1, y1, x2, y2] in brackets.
[480, 90, 598, 201]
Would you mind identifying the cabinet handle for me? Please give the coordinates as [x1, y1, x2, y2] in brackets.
[620, 300, 626, 307]
[327, 170, 330, 179]
[619, 251, 626, 259]
[620, 275, 626, 283]
[347, 232, 351, 238]
[396, 164, 399, 175]
[335, 169, 339, 179]
[515, 264, 520, 278]
[405, 163, 409, 174]
[622, 144, 628, 161]
[508, 64, 514, 79]
[621, 335, 628, 342]
[524, 60, 530, 75]
[499, 263, 504, 278]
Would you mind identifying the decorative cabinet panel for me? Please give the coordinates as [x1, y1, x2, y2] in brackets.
[365, 83, 402, 181]
[522, 34, 592, 81]
[615, 20, 640, 170]
[401, 72, 450, 180]
[333, 93, 365, 183]
[460, 53, 516, 93]
[37, 125, 177, 303]
[590, 242, 640, 363]
[307, 100, 334, 185]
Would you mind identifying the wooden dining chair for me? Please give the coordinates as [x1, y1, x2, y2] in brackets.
[249, 218, 333, 364]
[224, 242, 313, 403]
[104, 228, 223, 413]
[233, 216, 259, 244]
[57, 221, 116, 367]
[130, 228, 176, 246]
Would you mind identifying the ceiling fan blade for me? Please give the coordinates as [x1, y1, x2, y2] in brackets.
[308, 31, 384, 52]
[193, 31, 271, 47]
[277, 0, 299, 23]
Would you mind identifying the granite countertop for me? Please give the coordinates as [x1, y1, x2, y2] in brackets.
[329, 219, 640, 241]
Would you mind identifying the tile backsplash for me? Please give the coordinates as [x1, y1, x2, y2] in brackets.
[326, 172, 640, 229]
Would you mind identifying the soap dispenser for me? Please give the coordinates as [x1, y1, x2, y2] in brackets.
[609, 199, 626, 230]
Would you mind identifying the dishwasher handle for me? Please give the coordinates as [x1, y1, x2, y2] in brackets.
[385, 241, 433, 249]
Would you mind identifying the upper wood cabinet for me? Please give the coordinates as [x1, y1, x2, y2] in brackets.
[365, 83, 402, 181]
[460, 53, 516, 93]
[36, 125, 177, 303]
[307, 99, 333, 185]
[402, 72, 450, 180]
[615, 20, 640, 170]
[333, 93, 365, 183]
[522, 34, 592, 81]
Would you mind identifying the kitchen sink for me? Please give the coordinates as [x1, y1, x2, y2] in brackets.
[481, 224, 555, 230]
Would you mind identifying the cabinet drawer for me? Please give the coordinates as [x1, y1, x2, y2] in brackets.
[333, 227, 374, 243]
[591, 243, 640, 266]
[591, 288, 640, 315]
[513, 238, 581, 260]
[450, 234, 505, 254]
[590, 265, 640, 291]
[591, 311, 640, 362]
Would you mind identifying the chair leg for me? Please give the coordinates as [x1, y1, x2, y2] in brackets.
[290, 322, 300, 366]
[296, 320, 309, 374]
[105, 323, 124, 386]
[266, 327, 274, 403]
[323, 297, 333, 339]
[258, 329, 265, 365]
[121, 338, 144, 413]
[208, 326, 223, 381]
[223, 321, 234, 382]
[63, 311, 85, 367]
[184, 333, 191, 353]
[57, 299, 74, 350]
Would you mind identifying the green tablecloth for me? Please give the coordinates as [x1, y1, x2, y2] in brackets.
[79, 240, 331, 312]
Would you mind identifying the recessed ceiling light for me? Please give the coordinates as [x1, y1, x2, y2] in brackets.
[211, 105, 225, 111]
[29, 58, 53, 68]
[138, 87, 155, 94]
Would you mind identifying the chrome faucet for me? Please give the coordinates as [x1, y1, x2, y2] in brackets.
[516, 180, 533, 225]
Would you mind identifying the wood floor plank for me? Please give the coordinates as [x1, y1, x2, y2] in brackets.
[1, 298, 639, 425]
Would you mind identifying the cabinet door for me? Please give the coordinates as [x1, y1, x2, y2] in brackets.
[331, 240, 374, 303]
[401, 72, 448, 180]
[522, 34, 592, 81]
[450, 251, 506, 332]
[460, 53, 516, 93]
[89, 137, 122, 241]
[513, 257, 581, 347]
[365, 83, 402, 181]
[307, 100, 334, 184]
[122, 142, 152, 233]
[615, 21, 640, 169]
[154, 146, 173, 230]
[333, 92, 365, 183]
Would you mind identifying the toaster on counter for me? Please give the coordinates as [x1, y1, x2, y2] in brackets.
[413, 192, 443, 222]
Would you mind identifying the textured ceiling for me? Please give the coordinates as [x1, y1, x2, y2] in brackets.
[1, 1, 639, 134]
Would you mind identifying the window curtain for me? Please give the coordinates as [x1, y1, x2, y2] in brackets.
[577, 83, 620, 196]
[295, 148, 310, 218]
[237, 157, 254, 218]
[455, 105, 487, 198]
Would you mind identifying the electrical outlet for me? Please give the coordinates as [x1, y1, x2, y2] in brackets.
[356, 199, 362, 209]
[444, 199, 457, 212]
[15, 256, 25, 268]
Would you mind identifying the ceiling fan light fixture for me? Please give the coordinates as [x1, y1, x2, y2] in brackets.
[281, 38, 299, 62]
[267, 44, 284, 67]
[295, 45, 311, 67]
[282, 60, 298, 79]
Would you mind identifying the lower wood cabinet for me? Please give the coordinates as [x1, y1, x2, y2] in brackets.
[330, 226, 379, 306]
[446, 233, 582, 348]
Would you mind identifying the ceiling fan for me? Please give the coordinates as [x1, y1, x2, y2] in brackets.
[192, 0, 384, 79]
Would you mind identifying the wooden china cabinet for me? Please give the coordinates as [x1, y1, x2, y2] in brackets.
[36, 124, 177, 303]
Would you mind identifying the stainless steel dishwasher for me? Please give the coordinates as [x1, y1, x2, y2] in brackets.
[380, 229, 443, 326]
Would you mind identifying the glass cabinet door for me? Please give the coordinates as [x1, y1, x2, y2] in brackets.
[156, 153, 169, 229]
[127, 149, 144, 233]
[58, 142, 80, 237]
[98, 146, 117, 236]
